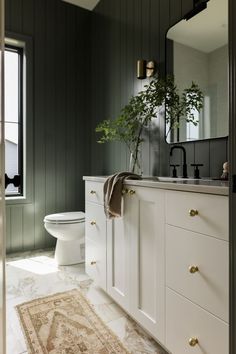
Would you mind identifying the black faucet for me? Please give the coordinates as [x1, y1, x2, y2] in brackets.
[170, 146, 188, 178]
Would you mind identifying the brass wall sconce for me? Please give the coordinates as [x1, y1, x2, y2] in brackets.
[137, 60, 156, 79]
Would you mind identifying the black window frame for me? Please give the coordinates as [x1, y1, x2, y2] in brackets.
[5, 44, 24, 197]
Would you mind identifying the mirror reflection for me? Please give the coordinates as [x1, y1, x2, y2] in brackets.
[166, 0, 228, 143]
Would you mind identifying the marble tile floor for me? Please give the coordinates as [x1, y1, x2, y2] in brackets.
[6, 249, 167, 354]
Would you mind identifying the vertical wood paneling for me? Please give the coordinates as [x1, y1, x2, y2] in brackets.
[55, 1, 66, 215]
[158, 0, 170, 176]
[209, 139, 228, 177]
[140, 0, 150, 175]
[181, 0, 193, 17]
[5, 0, 11, 30]
[5, 207, 11, 253]
[91, 0, 228, 179]
[133, 0, 142, 96]
[112, 0, 121, 172]
[22, 204, 34, 250]
[65, 6, 76, 211]
[75, 9, 91, 209]
[9, 0, 22, 32]
[90, 11, 99, 174]
[34, 0, 46, 249]
[170, 0, 182, 26]
[120, 0, 128, 171]
[45, 0, 56, 247]
[11, 207, 23, 252]
[6, 0, 229, 253]
[5, 0, 90, 253]
[149, 0, 160, 176]
[194, 141, 210, 177]
[22, 0, 34, 35]
[184, 143, 195, 176]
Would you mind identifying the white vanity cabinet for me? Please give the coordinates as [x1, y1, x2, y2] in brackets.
[165, 191, 229, 354]
[85, 182, 107, 291]
[107, 186, 166, 342]
[85, 181, 166, 343]
[106, 194, 131, 311]
[129, 186, 165, 342]
[84, 178, 229, 354]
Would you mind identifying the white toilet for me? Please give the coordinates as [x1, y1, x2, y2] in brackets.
[44, 211, 85, 266]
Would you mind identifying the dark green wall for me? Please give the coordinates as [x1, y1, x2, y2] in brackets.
[90, 0, 228, 178]
[5, 0, 91, 253]
[6, 0, 228, 253]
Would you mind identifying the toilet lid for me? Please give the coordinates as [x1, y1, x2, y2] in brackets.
[44, 212, 85, 224]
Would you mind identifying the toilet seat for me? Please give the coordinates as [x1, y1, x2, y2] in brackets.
[44, 212, 85, 224]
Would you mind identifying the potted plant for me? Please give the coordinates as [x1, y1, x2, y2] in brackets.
[95, 76, 203, 174]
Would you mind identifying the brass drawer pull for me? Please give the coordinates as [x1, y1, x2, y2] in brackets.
[90, 190, 96, 194]
[128, 189, 136, 195]
[90, 221, 96, 226]
[122, 189, 136, 195]
[189, 337, 199, 347]
[189, 209, 198, 217]
[90, 261, 96, 265]
[189, 265, 199, 274]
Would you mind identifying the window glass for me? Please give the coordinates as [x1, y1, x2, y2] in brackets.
[5, 46, 23, 196]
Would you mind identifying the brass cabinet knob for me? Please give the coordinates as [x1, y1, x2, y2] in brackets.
[90, 221, 96, 226]
[122, 189, 135, 195]
[189, 209, 199, 217]
[90, 190, 96, 194]
[128, 189, 135, 195]
[189, 265, 199, 274]
[90, 261, 96, 265]
[189, 337, 199, 347]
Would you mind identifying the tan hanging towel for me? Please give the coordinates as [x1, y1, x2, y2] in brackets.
[103, 172, 142, 219]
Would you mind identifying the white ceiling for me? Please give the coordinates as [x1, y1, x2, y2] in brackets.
[62, 0, 100, 11]
[167, 0, 228, 53]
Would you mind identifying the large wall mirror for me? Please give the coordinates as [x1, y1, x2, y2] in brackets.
[166, 0, 228, 143]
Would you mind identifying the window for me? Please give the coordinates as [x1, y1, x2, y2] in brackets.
[5, 45, 23, 196]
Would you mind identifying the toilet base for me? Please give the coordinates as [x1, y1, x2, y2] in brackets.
[55, 238, 85, 266]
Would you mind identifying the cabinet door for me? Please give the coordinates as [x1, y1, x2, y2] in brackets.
[166, 288, 229, 354]
[85, 202, 107, 291]
[130, 187, 165, 343]
[86, 238, 106, 291]
[166, 224, 229, 322]
[107, 195, 132, 311]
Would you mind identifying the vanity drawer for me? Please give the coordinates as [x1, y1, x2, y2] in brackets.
[165, 191, 228, 240]
[85, 202, 106, 244]
[166, 288, 229, 354]
[85, 238, 106, 291]
[166, 225, 228, 322]
[85, 181, 104, 205]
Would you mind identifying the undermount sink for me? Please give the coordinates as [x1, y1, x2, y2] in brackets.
[157, 177, 197, 182]
[142, 176, 201, 182]
[141, 176, 228, 185]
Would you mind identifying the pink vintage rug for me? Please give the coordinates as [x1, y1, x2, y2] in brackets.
[16, 288, 130, 354]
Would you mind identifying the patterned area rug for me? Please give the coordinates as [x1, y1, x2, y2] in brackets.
[16, 288, 130, 354]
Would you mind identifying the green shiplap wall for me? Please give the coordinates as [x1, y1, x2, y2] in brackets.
[6, 0, 228, 253]
[90, 0, 228, 178]
[5, 0, 91, 253]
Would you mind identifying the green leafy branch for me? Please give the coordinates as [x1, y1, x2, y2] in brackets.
[95, 76, 204, 172]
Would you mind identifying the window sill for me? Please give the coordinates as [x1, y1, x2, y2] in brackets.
[6, 195, 32, 205]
